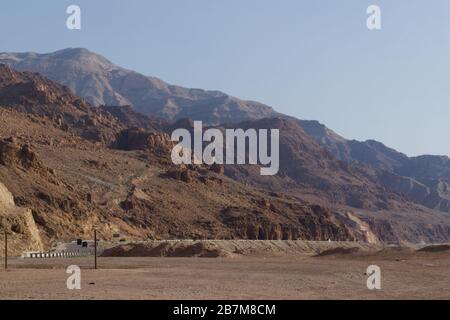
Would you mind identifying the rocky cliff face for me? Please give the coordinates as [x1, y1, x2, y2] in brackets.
[0, 137, 45, 171]
[0, 63, 128, 147]
[221, 118, 400, 211]
[0, 181, 43, 255]
[115, 127, 173, 156]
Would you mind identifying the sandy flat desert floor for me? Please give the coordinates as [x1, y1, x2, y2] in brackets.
[0, 248, 449, 300]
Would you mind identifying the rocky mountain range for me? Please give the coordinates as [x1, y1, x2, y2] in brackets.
[299, 120, 450, 215]
[0, 48, 278, 125]
[0, 49, 449, 253]
[2, 48, 449, 217]
[1, 64, 382, 255]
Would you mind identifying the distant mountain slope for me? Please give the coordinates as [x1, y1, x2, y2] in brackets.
[0, 48, 278, 125]
[299, 120, 450, 214]
[298, 120, 409, 171]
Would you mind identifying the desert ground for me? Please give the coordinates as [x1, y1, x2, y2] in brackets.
[1, 241, 449, 300]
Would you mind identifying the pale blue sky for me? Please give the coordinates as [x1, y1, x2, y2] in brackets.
[1, 0, 450, 156]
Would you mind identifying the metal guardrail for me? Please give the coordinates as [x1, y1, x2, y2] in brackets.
[2, 230, 99, 269]
[23, 251, 93, 258]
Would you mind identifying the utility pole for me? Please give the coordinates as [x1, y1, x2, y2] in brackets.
[94, 229, 97, 270]
[4, 232, 7, 270]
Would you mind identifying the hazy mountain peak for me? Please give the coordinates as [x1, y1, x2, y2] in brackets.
[53, 47, 93, 56]
[0, 48, 278, 125]
[51, 48, 118, 69]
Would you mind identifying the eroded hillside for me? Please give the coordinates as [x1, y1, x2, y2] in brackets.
[0, 66, 449, 254]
